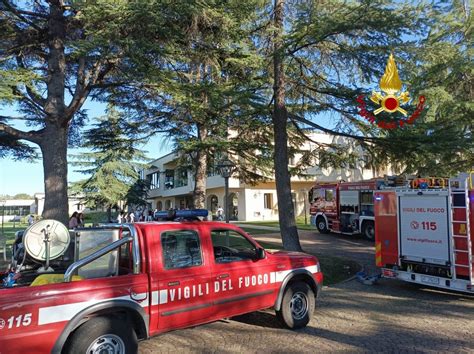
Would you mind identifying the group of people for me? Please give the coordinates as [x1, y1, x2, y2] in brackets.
[68, 211, 85, 228]
[117, 208, 154, 223]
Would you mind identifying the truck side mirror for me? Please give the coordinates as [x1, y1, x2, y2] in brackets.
[256, 248, 266, 260]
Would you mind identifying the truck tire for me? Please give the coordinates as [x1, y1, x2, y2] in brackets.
[276, 281, 315, 329]
[316, 217, 329, 234]
[65, 316, 137, 354]
[362, 221, 375, 241]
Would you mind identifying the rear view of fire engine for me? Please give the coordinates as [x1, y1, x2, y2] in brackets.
[309, 176, 405, 240]
[374, 172, 474, 293]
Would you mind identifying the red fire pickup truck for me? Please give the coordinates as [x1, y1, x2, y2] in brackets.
[0, 210, 322, 353]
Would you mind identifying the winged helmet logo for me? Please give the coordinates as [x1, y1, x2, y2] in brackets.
[357, 54, 425, 129]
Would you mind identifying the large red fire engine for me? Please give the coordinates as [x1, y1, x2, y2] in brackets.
[0, 210, 322, 353]
[374, 172, 474, 293]
[309, 177, 403, 240]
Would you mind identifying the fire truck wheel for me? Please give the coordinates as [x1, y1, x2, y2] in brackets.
[276, 281, 315, 329]
[362, 221, 375, 241]
[316, 217, 329, 234]
[65, 316, 138, 354]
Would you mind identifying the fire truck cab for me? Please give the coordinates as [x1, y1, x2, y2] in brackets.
[309, 178, 395, 240]
[374, 172, 474, 293]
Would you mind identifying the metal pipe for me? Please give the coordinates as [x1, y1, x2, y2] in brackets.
[224, 177, 229, 223]
[97, 223, 141, 274]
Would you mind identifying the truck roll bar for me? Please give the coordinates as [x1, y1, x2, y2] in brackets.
[64, 235, 133, 282]
[64, 223, 141, 282]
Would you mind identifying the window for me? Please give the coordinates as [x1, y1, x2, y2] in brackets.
[325, 189, 334, 202]
[264, 193, 273, 209]
[147, 172, 160, 190]
[164, 170, 174, 189]
[161, 230, 202, 270]
[289, 155, 296, 166]
[76, 229, 133, 279]
[0, 204, 31, 216]
[211, 230, 257, 263]
[175, 168, 188, 188]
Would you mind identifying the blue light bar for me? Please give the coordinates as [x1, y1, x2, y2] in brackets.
[154, 209, 208, 220]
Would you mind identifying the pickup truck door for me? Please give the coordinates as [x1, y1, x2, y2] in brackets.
[208, 228, 278, 320]
[147, 225, 213, 333]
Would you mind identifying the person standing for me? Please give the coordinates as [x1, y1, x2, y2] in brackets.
[147, 210, 153, 221]
[216, 205, 224, 221]
[69, 212, 79, 229]
[27, 214, 34, 226]
[77, 213, 85, 227]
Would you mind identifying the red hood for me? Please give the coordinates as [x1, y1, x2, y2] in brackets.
[265, 249, 318, 267]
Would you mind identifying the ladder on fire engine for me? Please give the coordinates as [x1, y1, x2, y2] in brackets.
[449, 174, 473, 283]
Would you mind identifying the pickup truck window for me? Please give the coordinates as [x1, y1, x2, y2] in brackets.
[161, 230, 202, 270]
[211, 230, 257, 263]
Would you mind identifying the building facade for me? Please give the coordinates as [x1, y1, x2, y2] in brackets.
[143, 133, 392, 221]
[0, 194, 87, 222]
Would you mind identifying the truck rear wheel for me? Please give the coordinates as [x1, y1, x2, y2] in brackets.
[65, 316, 137, 354]
[316, 217, 329, 234]
[362, 221, 375, 241]
[276, 281, 315, 329]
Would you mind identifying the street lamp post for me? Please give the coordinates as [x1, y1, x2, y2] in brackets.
[301, 189, 308, 225]
[217, 159, 236, 223]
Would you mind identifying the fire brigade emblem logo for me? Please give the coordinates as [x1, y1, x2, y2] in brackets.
[410, 221, 419, 230]
[0, 318, 5, 330]
[357, 54, 425, 129]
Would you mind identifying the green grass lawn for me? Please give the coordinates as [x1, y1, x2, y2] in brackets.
[239, 216, 315, 231]
[240, 227, 278, 235]
[1, 221, 26, 245]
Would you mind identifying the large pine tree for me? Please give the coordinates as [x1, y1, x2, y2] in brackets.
[260, 0, 456, 250]
[0, 1, 167, 224]
[111, 0, 265, 209]
[70, 107, 148, 221]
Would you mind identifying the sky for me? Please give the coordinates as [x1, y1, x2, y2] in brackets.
[0, 100, 171, 197]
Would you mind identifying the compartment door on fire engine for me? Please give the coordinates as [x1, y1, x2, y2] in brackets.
[399, 193, 450, 265]
[210, 229, 276, 319]
[153, 228, 213, 331]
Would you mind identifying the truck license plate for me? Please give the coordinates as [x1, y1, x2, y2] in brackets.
[421, 276, 439, 285]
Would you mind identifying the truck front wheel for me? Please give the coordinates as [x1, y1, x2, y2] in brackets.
[316, 217, 329, 234]
[65, 316, 137, 354]
[362, 221, 375, 241]
[276, 281, 315, 329]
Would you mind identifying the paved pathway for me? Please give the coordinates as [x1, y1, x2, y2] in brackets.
[140, 229, 474, 353]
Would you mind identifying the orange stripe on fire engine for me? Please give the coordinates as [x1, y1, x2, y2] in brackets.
[375, 242, 382, 266]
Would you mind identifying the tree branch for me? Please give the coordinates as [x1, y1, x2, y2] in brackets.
[16, 55, 47, 107]
[1, 0, 45, 31]
[0, 121, 42, 143]
[288, 112, 380, 142]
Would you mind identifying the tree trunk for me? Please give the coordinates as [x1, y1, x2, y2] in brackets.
[40, 125, 69, 225]
[193, 124, 208, 209]
[272, 0, 302, 251]
[107, 205, 112, 223]
[40, 3, 69, 226]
